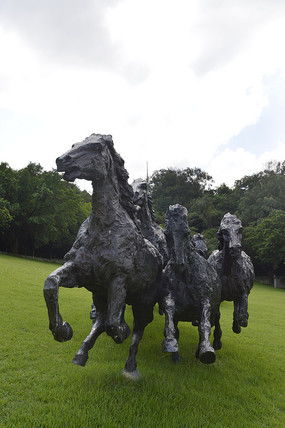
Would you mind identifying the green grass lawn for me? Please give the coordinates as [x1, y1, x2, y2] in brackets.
[0, 254, 284, 428]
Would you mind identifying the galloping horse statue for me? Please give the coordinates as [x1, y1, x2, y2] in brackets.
[208, 213, 255, 335]
[160, 204, 222, 364]
[44, 133, 163, 379]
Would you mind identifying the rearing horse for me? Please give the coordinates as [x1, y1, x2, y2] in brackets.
[44, 133, 162, 379]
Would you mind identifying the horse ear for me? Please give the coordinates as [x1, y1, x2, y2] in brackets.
[217, 227, 224, 250]
[104, 136, 114, 149]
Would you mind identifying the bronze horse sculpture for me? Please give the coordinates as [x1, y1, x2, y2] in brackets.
[208, 213, 255, 335]
[44, 133, 163, 379]
[160, 204, 222, 364]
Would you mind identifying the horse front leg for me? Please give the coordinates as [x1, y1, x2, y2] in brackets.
[123, 303, 154, 380]
[105, 275, 130, 344]
[233, 293, 249, 333]
[162, 292, 179, 353]
[237, 293, 249, 327]
[213, 308, 222, 350]
[73, 295, 107, 366]
[171, 321, 180, 363]
[232, 300, 241, 333]
[43, 262, 76, 342]
[197, 299, 216, 364]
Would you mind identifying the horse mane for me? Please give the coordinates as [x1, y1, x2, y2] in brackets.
[103, 137, 136, 223]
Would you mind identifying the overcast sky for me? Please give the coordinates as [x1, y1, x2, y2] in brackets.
[1, 0, 285, 192]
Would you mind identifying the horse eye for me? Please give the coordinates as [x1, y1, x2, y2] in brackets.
[71, 144, 75, 148]
[94, 143, 103, 151]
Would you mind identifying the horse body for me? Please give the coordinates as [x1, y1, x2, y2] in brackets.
[44, 133, 162, 378]
[161, 204, 222, 364]
[208, 213, 255, 334]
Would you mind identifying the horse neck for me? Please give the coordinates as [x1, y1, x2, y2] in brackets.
[90, 176, 124, 227]
[222, 245, 234, 275]
[169, 232, 191, 264]
[140, 198, 154, 233]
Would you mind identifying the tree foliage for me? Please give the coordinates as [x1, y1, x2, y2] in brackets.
[243, 210, 285, 275]
[0, 162, 91, 258]
[150, 162, 285, 275]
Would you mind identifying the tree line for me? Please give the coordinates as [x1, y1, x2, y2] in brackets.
[150, 161, 285, 277]
[0, 160, 284, 276]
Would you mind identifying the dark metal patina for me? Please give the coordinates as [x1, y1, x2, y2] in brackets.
[44, 134, 163, 379]
[160, 204, 222, 364]
[208, 213, 255, 334]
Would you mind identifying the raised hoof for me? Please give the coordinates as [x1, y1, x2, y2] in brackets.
[106, 322, 130, 344]
[72, 353, 88, 367]
[52, 322, 73, 342]
[232, 323, 241, 334]
[199, 350, 216, 365]
[122, 369, 141, 381]
[171, 352, 180, 363]
[213, 340, 222, 350]
[163, 338, 178, 353]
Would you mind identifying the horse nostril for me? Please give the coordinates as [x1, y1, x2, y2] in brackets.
[56, 155, 71, 165]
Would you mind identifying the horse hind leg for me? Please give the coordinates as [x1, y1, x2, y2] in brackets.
[73, 295, 107, 366]
[123, 304, 154, 380]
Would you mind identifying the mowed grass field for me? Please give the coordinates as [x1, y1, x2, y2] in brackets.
[0, 254, 284, 428]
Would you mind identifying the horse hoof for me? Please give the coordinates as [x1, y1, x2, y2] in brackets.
[122, 369, 140, 381]
[171, 352, 180, 363]
[213, 340, 222, 350]
[52, 322, 73, 342]
[238, 318, 248, 328]
[163, 338, 178, 353]
[232, 324, 241, 334]
[72, 353, 88, 367]
[199, 350, 216, 364]
[106, 322, 130, 344]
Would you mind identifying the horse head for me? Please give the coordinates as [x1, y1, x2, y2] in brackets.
[56, 133, 115, 183]
[165, 204, 190, 267]
[192, 233, 208, 258]
[217, 213, 243, 258]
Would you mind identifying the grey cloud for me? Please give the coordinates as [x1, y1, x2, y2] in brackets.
[191, 0, 285, 74]
[0, 0, 121, 68]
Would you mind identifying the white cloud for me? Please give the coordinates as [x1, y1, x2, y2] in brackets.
[208, 141, 285, 186]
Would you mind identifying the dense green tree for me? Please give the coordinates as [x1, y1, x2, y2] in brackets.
[150, 167, 213, 217]
[243, 210, 285, 275]
[189, 184, 239, 231]
[236, 170, 285, 225]
[0, 162, 91, 257]
[0, 198, 12, 230]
